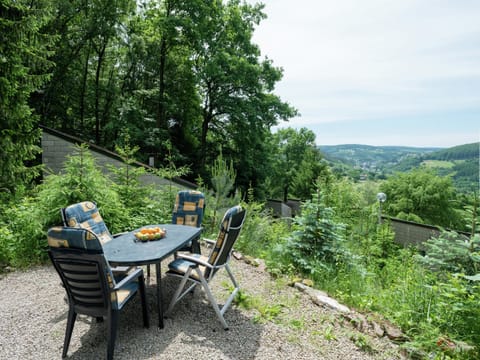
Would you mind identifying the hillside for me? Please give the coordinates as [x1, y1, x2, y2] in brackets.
[319, 144, 440, 168]
[319, 143, 479, 192]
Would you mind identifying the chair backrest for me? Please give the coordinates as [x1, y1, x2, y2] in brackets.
[172, 190, 205, 227]
[61, 201, 113, 245]
[47, 227, 116, 314]
[206, 205, 246, 278]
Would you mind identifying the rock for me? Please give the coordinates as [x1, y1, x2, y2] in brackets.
[372, 321, 385, 337]
[294, 282, 350, 313]
[256, 259, 267, 272]
[383, 323, 408, 342]
[232, 251, 243, 260]
[242, 255, 262, 267]
[347, 313, 369, 332]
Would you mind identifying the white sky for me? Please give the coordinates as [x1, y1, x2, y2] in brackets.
[248, 0, 480, 147]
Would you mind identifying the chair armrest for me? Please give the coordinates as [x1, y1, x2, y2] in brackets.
[111, 265, 135, 273]
[113, 268, 144, 290]
[113, 232, 128, 238]
[203, 237, 216, 246]
[176, 253, 213, 268]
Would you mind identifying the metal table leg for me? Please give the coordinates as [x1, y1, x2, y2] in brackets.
[156, 262, 164, 328]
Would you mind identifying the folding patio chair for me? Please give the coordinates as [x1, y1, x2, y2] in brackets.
[165, 205, 246, 329]
[47, 226, 149, 360]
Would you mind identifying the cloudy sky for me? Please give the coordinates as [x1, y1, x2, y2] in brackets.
[249, 0, 480, 147]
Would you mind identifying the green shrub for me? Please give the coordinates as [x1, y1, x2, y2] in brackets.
[285, 190, 347, 277]
[0, 143, 173, 268]
[415, 231, 480, 276]
[234, 195, 290, 260]
[35, 144, 126, 230]
[1, 197, 46, 267]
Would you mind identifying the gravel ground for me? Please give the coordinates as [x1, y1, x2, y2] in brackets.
[0, 251, 404, 360]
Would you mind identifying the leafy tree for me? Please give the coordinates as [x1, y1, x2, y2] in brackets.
[190, 1, 297, 173]
[380, 168, 462, 229]
[26, 0, 297, 199]
[0, 0, 53, 192]
[40, 0, 134, 143]
[268, 127, 324, 201]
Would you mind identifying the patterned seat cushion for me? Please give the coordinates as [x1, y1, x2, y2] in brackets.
[172, 191, 205, 227]
[207, 205, 243, 266]
[167, 254, 209, 281]
[47, 226, 103, 252]
[62, 201, 113, 244]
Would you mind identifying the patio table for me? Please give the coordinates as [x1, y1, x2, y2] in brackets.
[103, 224, 202, 328]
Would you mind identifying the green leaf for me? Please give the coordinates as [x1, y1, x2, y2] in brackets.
[464, 274, 480, 281]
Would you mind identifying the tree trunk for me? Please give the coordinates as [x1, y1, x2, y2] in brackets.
[157, 37, 167, 129]
[79, 46, 91, 132]
[94, 41, 106, 145]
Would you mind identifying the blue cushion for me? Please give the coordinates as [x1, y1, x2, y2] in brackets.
[63, 201, 113, 244]
[47, 226, 103, 252]
[172, 191, 205, 227]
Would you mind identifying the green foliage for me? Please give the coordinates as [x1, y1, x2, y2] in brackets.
[234, 289, 283, 324]
[0, 197, 45, 267]
[380, 168, 462, 229]
[359, 221, 400, 270]
[267, 127, 324, 201]
[322, 143, 478, 193]
[35, 144, 125, 230]
[0, 0, 54, 192]
[430, 276, 480, 352]
[205, 151, 240, 228]
[0, 143, 173, 268]
[153, 140, 190, 207]
[234, 187, 290, 259]
[429, 142, 479, 161]
[349, 332, 375, 353]
[236, 174, 480, 357]
[415, 231, 480, 275]
[35, 0, 296, 195]
[285, 190, 348, 277]
[109, 137, 172, 229]
[416, 196, 480, 276]
[0, 225, 12, 268]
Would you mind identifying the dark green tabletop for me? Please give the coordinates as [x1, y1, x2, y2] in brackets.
[103, 224, 201, 266]
[103, 224, 202, 328]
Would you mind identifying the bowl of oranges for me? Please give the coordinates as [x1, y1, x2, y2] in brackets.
[134, 227, 166, 242]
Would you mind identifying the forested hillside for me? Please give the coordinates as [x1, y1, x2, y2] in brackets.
[399, 142, 479, 193]
[319, 144, 439, 173]
[428, 142, 479, 160]
[320, 143, 479, 192]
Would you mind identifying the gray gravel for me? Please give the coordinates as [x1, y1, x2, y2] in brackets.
[0, 253, 404, 360]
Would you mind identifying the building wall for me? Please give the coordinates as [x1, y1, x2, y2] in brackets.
[266, 199, 292, 218]
[387, 217, 469, 248]
[41, 127, 195, 190]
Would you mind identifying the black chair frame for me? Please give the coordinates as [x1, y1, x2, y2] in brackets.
[49, 248, 149, 360]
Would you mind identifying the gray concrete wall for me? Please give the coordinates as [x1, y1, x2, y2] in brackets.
[387, 217, 469, 248]
[266, 200, 292, 218]
[41, 127, 195, 190]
